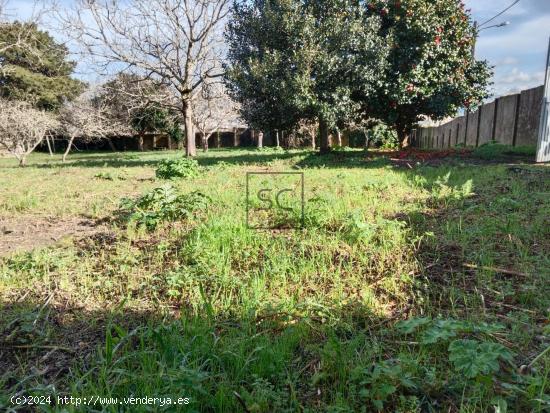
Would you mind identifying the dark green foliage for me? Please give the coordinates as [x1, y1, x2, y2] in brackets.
[155, 158, 200, 180]
[131, 103, 181, 142]
[99, 74, 182, 139]
[364, 0, 492, 143]
[371, 123, 399, 149]
[119, 185, 209, 230]
[352, 359, 418, 411]
[225, 0, 388, 142]
[0, 22, 85, 110]
[449, 339, 514, 379]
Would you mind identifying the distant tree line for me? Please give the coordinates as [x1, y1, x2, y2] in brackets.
[0, 0, 491, 165]
[225, 0, 492, 151]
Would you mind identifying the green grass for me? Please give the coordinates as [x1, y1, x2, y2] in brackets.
[472, 142, 537, 160]
[1, 149, 549, 412]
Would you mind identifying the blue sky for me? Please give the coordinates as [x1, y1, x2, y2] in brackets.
[466, 0, 550, 97]
[7, 0, 550, 100]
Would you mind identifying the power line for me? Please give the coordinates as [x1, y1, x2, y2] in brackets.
[478, 0, 521, 29]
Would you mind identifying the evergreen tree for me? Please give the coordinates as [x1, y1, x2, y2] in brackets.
[0, 22, 84, 110]
[363, 0, 492, 146]
[225, 0, 388, 153]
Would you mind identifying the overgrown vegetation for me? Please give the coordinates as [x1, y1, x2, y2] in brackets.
[0, 149, 549, 412]
[155, 157, 200, 180]
[119, 184, 209, 230]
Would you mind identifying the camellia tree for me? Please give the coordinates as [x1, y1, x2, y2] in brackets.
[225, 0, 388, 153]
[362, 0, 492, 146]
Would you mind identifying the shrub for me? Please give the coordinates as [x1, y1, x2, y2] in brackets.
[371, 123, 399, 149]
[119, 184, 210, 230]
[155, 158, 199, 180]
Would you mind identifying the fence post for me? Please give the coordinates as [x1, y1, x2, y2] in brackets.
[492, 98, 500, 142]
[475, 107, 482, 147]
[512, 94, 521, 146]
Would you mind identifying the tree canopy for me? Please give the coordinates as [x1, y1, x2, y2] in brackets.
[225, 0, 491, 149]
[363, 0, 492, 144]
[0, 22, 84, 110]
[225, 0, 389, 152]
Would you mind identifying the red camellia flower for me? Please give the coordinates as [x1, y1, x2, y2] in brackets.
[435, 36, 441, 45]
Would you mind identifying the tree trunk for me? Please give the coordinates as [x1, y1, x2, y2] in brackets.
[364, 130, 371, 151]
[397, 127, 410, 149]
[319, 119, 331, 154]
[336, 129, 342, 147]
[275, 130, 280, 147]
[45, 135, 53, 156]
[257, 131, 264, 148]
[63, 135, 76, 162]
[184, 104, 196, 157]
[203, 132, 210, 152]
[107, 138, 117, 152]
[18, 156, 26, 167]
[138, 131, 145, 151]
[233, 128, 239, 147]
[216, 130, 221, 148]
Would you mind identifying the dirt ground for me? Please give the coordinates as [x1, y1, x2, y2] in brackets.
[0, 216, 108, 256]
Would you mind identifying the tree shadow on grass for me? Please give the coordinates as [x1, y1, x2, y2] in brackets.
[1, 295, 402, 412]
[16, 148, 306, 170]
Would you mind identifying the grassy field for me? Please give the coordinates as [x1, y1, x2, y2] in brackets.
[1, 148, 549, 412]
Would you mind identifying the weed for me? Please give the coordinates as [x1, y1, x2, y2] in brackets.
[119, 184, 209, 230]
[155, 157, 199, 179]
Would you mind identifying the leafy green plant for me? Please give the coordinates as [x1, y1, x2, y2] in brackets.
[353, 360, 418, 411]
[397, 317, 505, 345]
[155, 158, 199, 180]
[449, 339, 514, 379]
[119, 184, 209, 230]
[94, 172, 114, 180]
[371, 123, 399, 149]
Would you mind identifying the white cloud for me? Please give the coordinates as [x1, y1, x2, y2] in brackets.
[499, 68, 545, 84]
[495, 57, 519, 66]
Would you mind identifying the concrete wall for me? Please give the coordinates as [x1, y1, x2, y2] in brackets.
[465, 108, 480, 147]
[478, 101, 496, 145]
[516, 86, 544, 146]
[494, 94, 518, 145]
[415, 85, 543, 150]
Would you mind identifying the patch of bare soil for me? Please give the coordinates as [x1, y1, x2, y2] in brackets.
[0, 216, 109, 256]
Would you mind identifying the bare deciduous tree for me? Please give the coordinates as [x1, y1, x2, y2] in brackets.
[57, 0, 230, 157]
[192, 82, 240, 152]
[58, 88, 130, 162]
[0, 0, 49, 75]
[0, 99, 58, 166]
